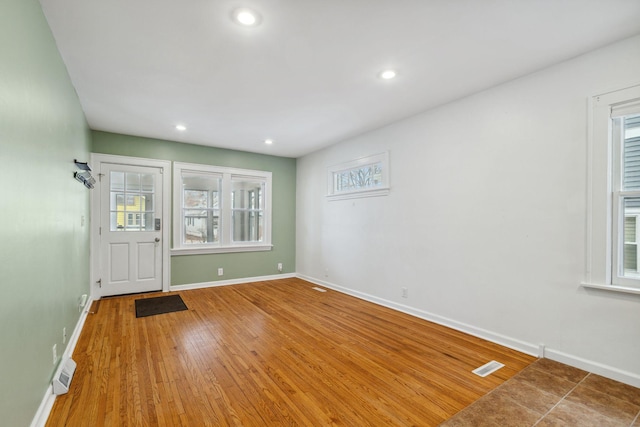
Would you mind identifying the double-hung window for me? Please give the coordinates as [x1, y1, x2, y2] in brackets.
[172, 162, 272, 255]
[586, 84, 640, 292]
[612, 109, 640, 285]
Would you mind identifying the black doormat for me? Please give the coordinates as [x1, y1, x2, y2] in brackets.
[135, 294, 188, 318]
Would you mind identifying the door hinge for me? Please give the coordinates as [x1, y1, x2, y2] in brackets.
[98, 173, 104, 182]
[99, 227, 102, 235]
[96, 278, 102, 288]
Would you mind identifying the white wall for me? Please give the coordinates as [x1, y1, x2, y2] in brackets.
[296, 35, 640, 387]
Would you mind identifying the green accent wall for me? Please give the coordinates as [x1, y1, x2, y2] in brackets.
[92, 131, 296, 285]
[0, 1, 91, 425]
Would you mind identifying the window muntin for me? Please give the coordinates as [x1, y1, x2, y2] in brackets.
[585, 85, 640, 294]
[181, 172, 221, 245]
[173, 163, 272, 254]
[613, 113, 640, 285]
[109, 171, 155, 231]
[231, 179, 264, 243]
[333, 162, 383, 193]
[327, 152, 389, 200]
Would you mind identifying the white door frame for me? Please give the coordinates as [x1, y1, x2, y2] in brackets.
[90, 153, 172, 299]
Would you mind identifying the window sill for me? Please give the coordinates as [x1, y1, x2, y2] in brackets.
[327, 187, 390, 201]
[580, 282, 640, 295]
[171, 244, 273, 256]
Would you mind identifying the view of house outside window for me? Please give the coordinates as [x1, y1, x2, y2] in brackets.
[172, 162, 272, 255]
[619, 114, 640, 278]
[109, 171, 155, 231]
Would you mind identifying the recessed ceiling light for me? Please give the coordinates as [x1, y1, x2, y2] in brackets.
[232, 8, 262, 26]
[264, 139, 274, 145]
[175, 124, 187, 131]
[380, 70, 397, 80]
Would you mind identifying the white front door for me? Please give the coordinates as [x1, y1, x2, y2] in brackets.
[98, 163, 164, 297]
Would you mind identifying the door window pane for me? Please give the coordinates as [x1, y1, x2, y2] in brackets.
[110, 171, 155, 231]
[125, 173, 141, 192]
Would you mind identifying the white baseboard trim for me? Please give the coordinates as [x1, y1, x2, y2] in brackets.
[544, 348, 640, 388]
[30, 385, 55, 427]
[30, 297, 94, 427]
[170, 273, 297, 292]
[297, 274, 640, 388]
[298, 274, 539, 356]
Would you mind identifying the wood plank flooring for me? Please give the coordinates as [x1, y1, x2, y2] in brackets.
[46, 278, 535, 426]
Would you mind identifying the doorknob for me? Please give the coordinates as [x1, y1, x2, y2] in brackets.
[155, 237, 160, 242]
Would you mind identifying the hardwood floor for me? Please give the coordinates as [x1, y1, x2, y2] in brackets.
[46, 278, 535, 426]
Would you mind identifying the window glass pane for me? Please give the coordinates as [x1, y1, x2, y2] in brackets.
[185, 216, 207, 243]
[182, 172, 221, 244]
[184, 209, 219, 243]
[624, 217, 636, 243]
[125, 173, 141, 192]
[142, 212, 153, 231]
[110, 172, 124, 191]
[110, 193, 123, 209]
[623, 114, 640, 191]
[231, 180, 263, 209]
[231, 179, 264, 242]
[110, 212, 123, 231]
[622, 198, 640, 278]
[142, 194, 153, 211]
[184, 190, 208, 209]
[125, 195, 143, 213]
[183, 173, 221, 197]
[333, 162, 383, 192]
[141, 173, 154, 192]
[232, 210, 263, 242]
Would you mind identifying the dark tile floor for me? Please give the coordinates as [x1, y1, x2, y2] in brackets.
[441, 359, 640, 426]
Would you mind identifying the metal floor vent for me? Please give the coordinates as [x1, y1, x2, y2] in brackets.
[312, 287, 327, 292]
[472, 360, 505, 377]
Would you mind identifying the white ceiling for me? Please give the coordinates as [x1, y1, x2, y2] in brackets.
[40, 0, 640, 158]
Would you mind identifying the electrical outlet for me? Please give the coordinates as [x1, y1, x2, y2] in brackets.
[62, 327, 67, 344]
[538, 343, 546, 358]
[78, 294, 88, 313]
[401, 287, 408, 298]
[217, 268, 224, 276]
[52, 344, 57, 365]
[277, 262, 283, 272]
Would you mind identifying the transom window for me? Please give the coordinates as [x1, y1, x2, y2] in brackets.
[172, 162, 272, 255]
[327, 152, 390, 200]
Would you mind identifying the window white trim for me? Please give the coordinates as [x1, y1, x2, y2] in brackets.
[172, 162, 272, 255]
[584, 83, 640, 294]
[171, 244, 273, 256]
[327, 151, 390, 200]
